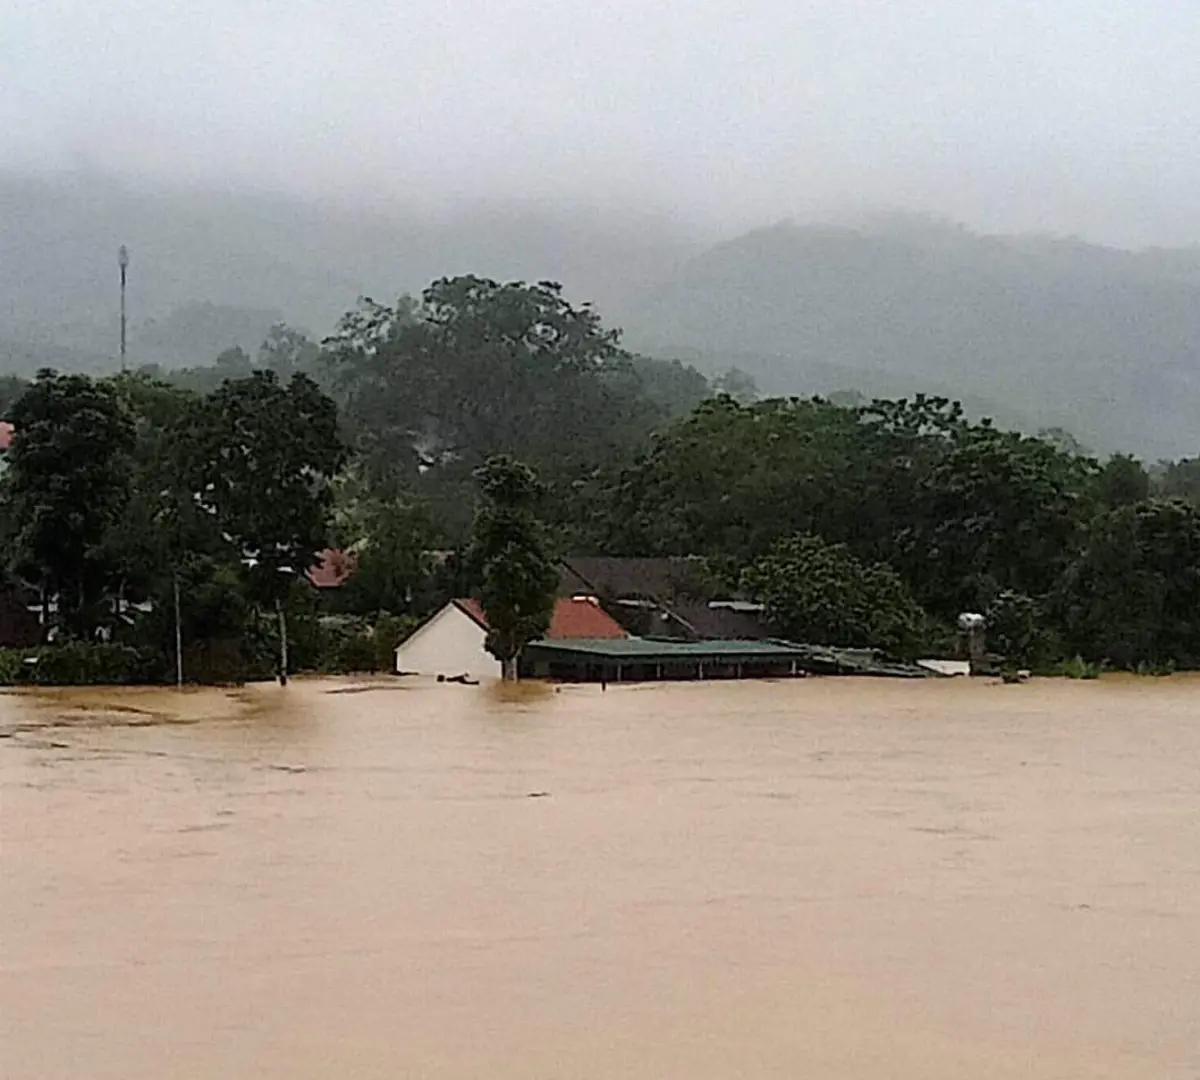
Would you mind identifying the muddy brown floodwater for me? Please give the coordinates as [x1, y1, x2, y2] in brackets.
[2, 676, 1199, 1078]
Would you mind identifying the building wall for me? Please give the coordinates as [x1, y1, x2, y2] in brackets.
[394, 604, 500, 681]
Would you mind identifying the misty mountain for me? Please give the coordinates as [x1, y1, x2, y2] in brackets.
[0, 171, 698, 369]
[624, 217, 1200, 458]
[5, 175, 1200, 457]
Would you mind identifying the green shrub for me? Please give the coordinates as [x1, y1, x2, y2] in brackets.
[0, 649, 24, 686]
[985, 590, 1057, 667]
[0, 642, 161, 686]
[315, 613, 417, 673]
[1057, 655, 1102, 680]
[371, 613, 417, 671]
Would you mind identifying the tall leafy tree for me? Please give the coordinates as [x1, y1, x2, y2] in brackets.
[467, 456, 558, 680]
[257, 324, 321, 381]
[1094, 453, 1151, 510]
[1057, 498, 1200, 669]
[193, 371, 346, 682]
[0, 375, 27, 419]
[903, 422, 1097, 615]
[329, 485, 439, 618]
[106, 373, 223, 682]
[1157, 457, 1200, 505]
[324, 277, 662, 487]
[742, 534, 927, 656]
[3, 371, 135, 636]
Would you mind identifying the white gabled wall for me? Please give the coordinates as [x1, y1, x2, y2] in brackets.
[394, 603, 501, 681]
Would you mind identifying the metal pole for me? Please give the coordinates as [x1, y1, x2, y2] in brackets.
[173, 571, 183, 688]
[118, 245, 129, 371]
[276, 597, 289, 686]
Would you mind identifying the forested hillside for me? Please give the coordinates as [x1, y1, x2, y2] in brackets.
[6, 176, 1200, 456]
[626, 218, 1200, 457]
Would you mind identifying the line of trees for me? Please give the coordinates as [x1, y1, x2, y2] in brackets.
[1, 368, 345, 683]
[5, 273, 1200, 681]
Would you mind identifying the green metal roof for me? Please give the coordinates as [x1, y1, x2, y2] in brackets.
[524, 637, 932, 677]
[525, 637, 809, 660]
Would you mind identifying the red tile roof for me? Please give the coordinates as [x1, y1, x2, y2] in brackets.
[0, 422, 13, 452]
[454, 596, 628, 640]
[307, 548, 357, 589]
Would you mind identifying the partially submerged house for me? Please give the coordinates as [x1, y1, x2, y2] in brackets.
[394, 596, 628, 681]
[394, 556, 934, 683]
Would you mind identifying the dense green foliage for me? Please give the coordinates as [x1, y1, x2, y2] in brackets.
[5, 273, 1200, 681]
[1056, 500, 1200, 670]
[0, 642, 159, 686]
[742, 535, 926, 656]
[589, 394, 1096, 619]
[4, 372, 136, 636]
[0, 368, 349, 683]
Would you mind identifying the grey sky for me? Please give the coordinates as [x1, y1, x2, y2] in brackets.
[6, 0, 1200, 245]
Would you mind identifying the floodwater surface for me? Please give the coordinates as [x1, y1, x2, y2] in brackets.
[2, 676, 1199, 1078]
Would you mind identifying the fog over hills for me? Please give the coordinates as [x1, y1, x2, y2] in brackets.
[0, 172, 699, 365]
[4, 173, 1200, 457]
[624, 217, 1200, 457]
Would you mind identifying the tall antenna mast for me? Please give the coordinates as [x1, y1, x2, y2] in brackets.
[118, 245, 130, 371]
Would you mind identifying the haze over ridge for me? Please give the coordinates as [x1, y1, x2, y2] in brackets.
[8, 0, 1200, 246]
[7, 0, 1200, 455]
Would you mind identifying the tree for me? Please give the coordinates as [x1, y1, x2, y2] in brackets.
[106, 373, 221, 683]
[593, 395, 869, 560]
[742, 534, 927, 656]
[467, 456, 558, 680]
[257, 324, 321, 381]
[214, 346, 254, 379]
[1095, 453, 1150, 509]
[625, 355, 711, 417]
[331, 495, 438, 617]
[1157, 457, 1200, 505]
[193, 371, 346, 683]
[894, 419, 1097, 616]
[984, 589, 1056, 668]
[3, 371, 135, 637]
[1057, 499, 1200, 669]
[323, 277, 660, 488]
[0, 375, 27, 418]
[711, 367, 759, 403]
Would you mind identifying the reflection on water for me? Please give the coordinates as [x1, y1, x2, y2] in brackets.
[3, 676, 1199, 1079]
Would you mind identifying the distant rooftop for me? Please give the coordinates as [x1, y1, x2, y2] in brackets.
[455, 597, 629, 641]
[308, 548, 357, 589]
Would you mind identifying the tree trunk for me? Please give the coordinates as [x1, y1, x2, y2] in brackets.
[276, 598, 289, 686]
[502, 654, 519, 682]
[173, 571, 184, 688]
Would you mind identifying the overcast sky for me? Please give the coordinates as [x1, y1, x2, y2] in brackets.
[6, 0, 1200, 245]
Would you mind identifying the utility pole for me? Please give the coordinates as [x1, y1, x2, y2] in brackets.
[118, 245, 129, 371]
[173, 571, 184, 689]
